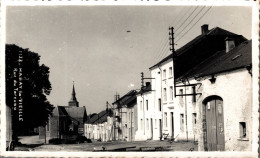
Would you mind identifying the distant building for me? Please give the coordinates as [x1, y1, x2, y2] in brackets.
[113, 90, 137, 141]
[84, 110, 114, 142]
[39, 83, 87, 143]
[135, 82, 163, 140]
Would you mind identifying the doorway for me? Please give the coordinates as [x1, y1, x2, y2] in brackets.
[150, 118, 153, 139]
[170, 112, 174, 139]
[203, 96, 225, 151]
[159, 119, 162, 139]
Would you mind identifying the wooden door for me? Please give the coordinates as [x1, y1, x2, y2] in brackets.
[204, 98, 224, 151]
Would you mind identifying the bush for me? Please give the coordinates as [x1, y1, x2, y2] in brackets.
[76, 135, 87, 144]
[49, 138, 62, 144]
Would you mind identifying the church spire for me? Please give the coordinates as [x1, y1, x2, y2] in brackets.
[71, 81, 76, 101]
[69, 81, 79, 107]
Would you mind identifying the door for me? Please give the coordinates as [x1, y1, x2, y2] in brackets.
[150, 119, 153, 139]
[159, 119, 162, 139]
[170, 112, 174, 139]
[203, 97, 224, 151]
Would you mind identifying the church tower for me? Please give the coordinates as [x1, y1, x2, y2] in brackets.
[68, 82, 79, 107]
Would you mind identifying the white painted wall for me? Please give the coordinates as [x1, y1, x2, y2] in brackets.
[151, 60, 175, 139]
[195, 69, 252, 151]
[149, 59, 252, 151]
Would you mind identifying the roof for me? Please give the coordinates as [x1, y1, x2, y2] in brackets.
[178, 40, 252, 80]
[113, 90, 137, 108]
[86, 110, 113, 124]
[149, 26, 247, 79]
[136, 84, 152, 95]
[52, 106, 87, 123]
[65, 106, 86, 122]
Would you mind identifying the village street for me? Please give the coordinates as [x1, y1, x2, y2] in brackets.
[14, 136, 197, 152]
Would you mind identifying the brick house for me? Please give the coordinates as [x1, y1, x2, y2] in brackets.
[39, 83, 87, 143]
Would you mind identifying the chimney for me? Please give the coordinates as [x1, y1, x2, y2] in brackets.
[145, 82, 151, 87]
[225, 37, 235, 53]
[201, 24, 209, 35]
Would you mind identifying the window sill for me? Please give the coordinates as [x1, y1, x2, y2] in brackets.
[168, 76, 173, 79]
[237, 138, 249, 141]
[162, 79, 166, 81]
[163, 102, 167, 105]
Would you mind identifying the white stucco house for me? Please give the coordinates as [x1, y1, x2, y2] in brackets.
[145, 25, 253, 151]
[175, 39, 253, 151]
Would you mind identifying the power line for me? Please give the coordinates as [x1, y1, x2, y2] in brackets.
[175, 6, 206, 39]
[175, 6, 199, 32]
[148, 6, 194, 67]
[172, 6, 193, 29]
[151, 6, 212, 67]
[175, 6, 212, 44]
[152, 6, 200, 63]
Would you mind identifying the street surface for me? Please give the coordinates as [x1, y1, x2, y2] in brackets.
[15, 136, 198, 152]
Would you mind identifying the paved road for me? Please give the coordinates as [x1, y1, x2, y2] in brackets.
[15, 136, 198, 152]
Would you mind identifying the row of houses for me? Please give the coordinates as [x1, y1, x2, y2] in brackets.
[84, 24, 253, 151]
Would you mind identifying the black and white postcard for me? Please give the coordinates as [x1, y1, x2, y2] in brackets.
[0, 0, 259, 157]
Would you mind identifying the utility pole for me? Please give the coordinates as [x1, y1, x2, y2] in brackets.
[169, 26, 176, 98]
[141, 72, 144, 89]
[169, 26, 188, 141]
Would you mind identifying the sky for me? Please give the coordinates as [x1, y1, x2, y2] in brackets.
[6, 5, 252, 114]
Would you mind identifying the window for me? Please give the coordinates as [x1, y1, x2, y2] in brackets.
[169, 67, 173, 77]
[146, 100, 148, 111]
[146, 119, 149, 130]
[180, 114, 184, 131]
[140, 119, 143, 130]
[140, 101, 143, 111]
[163, 69, 166, 79]
[179, 89, 183, 98]
[239, 122, 246, 138]
[163, 88, 167, 102]
[158, 98, 161, 111]
[192, 86, 196, 102]
[192, 113, 197, 129]
[164, 112, 168, 128]
[131, 112, 133, 123]
[170, 86, 173, 101]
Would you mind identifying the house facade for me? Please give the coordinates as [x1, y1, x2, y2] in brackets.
[148, 25, 247, 143]
[175, 40, 252, 151]
[146, 25, 252, 151]
[113, 90, 137, 141]
[84, 110, 115, 142]
[136, 82, 163, 141]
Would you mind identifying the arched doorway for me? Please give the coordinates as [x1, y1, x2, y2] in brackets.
[202, 96, 225, 151]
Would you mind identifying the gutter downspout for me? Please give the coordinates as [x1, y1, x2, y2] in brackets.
[184, 81, 188, 142]
[158, 65, 163, 140]
[142, 94, 145, 135]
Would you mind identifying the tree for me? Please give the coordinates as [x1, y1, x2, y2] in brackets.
[6, 44, 54, 133]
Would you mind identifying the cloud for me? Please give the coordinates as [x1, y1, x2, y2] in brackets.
[128, 83, 135, 89]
